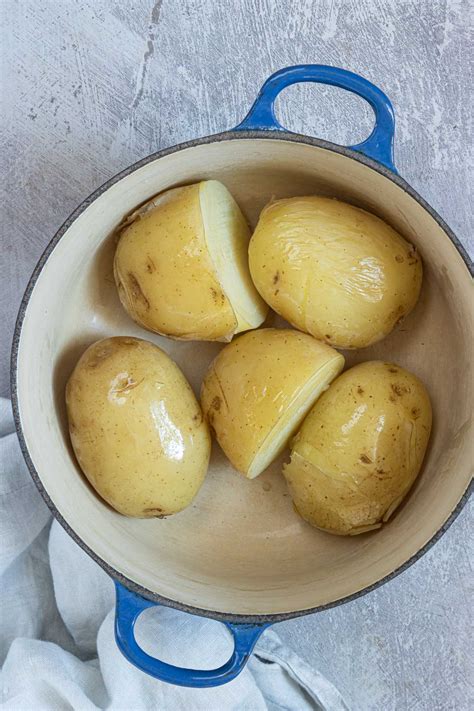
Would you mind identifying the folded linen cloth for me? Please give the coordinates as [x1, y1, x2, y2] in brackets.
[0, 398, 348, 710]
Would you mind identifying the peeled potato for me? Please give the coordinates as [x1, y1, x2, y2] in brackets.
[114, 180, 267, 341]
[201, 328, 344, 479]
[283, 361, 432, 535]
[66, 337, 210, 517]
[249, 196, 422, 348]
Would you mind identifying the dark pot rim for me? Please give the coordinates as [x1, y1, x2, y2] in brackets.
[11, 130, 473, 624]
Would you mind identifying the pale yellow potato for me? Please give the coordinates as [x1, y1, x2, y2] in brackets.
[283, 361, 432, 535]
[66, 337, 211, 517]
[201, 328, 344, 478]
[249, 196, 422, 349]
[114, 180, 267, 341]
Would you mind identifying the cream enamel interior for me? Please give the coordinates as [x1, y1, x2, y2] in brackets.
[16, 137, 473, 616]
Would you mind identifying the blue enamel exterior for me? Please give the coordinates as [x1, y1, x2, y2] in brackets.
[114, 583, 269, 687]
[113, 64, 399, 687]
[234, 64, 397, 172]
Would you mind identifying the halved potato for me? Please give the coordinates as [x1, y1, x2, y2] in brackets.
[249, 196, 423, 348]
[201, 328, 344, 478]
[283, 361, 432, 535]
[114, 180, 268, 341]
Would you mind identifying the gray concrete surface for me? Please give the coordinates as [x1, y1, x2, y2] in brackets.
[1, 1, 472, 709]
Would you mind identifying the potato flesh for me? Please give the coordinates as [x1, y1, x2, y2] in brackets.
[249, 196, 423, 349]
[283, 361, 432, 534]
[114, 181, 267, 341]
[66, 337, 211, 517]
[248, 358, 347, 478]
[199, 180, 268, 333]
[201, 329, 344, 478]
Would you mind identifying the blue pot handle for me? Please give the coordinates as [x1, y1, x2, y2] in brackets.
[114, 583, 269, 687]
[233, 64, 397, 172]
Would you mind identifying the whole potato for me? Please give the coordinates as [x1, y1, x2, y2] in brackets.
[201, 328, 344, 478]
[249, 196, 422, 348]
[114, 180, 267, 341]
[66, 337, 210, 517]
[283, 361, 432, 535]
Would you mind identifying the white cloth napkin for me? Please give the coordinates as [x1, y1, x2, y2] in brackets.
[0, 398, 348, 710]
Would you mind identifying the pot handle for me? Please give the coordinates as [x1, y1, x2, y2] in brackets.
[233, 64, 396, 172]
[114, 582, 269, 688]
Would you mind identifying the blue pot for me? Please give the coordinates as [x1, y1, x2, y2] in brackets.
[12, 65, 473, 688]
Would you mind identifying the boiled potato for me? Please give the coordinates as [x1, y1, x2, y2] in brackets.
[66, 337, 210, 517]
[114, 180, 267, 341]
[249, 196, 422, 349]
[201, 328, 344, 478]
[283, 361, 432, 535]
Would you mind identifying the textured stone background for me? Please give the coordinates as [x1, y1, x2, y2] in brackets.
[1, 1, 472, 709]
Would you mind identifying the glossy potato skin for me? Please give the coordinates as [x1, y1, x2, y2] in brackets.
[249, 197, 423, 349]
[284, 361, 432, 535]
[201, 328, 344, 476]
[66, 337, 210, 517]
[114, 184, 237, 340]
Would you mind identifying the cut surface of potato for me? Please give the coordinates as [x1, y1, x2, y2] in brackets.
[201, 328, 344, 478]
[114, 181, 267, 341]
[249, 196, 423, 348]
[66, 337, 210, 517]
[283, 361, 432, 535]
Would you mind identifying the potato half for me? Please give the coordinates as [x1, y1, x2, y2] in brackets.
[249, 196, 422, 348]
[201, 328, 344, 479]
[66, 337, 211, 517]
[283, 361, 432, 535]
[114, 180, 268, 341]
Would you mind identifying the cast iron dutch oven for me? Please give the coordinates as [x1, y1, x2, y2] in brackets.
[12, 65, 473, 687]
